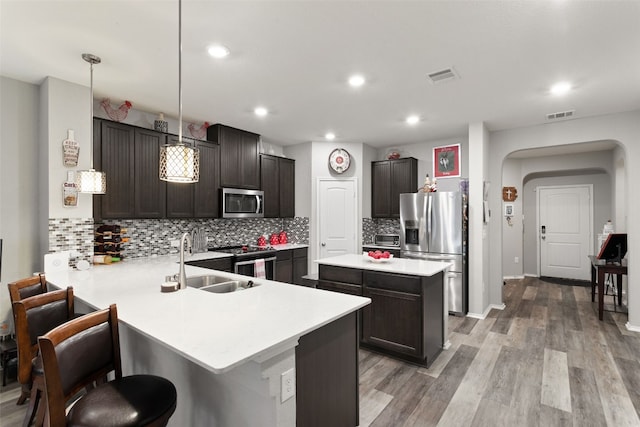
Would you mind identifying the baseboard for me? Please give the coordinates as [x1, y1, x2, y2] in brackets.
[503, 275, 525, 280]
[625, 322, 640, 333]
[467, 303, 505, 320]
[524, 273, 538, 278]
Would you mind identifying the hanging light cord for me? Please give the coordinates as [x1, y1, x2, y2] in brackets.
[178, 0, 183, 144]
[89, 59, 95, 169]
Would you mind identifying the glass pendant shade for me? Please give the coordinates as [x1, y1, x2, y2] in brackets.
[160, 144, 200, 183]
[76, 169, 107, 193]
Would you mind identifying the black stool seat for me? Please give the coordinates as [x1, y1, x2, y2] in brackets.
[68, 375, 177, 427]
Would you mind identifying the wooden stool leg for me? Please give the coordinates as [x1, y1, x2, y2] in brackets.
[22, 376, 44, 427]
[16, 384, 30, 405]
[617, 274, 623, 306]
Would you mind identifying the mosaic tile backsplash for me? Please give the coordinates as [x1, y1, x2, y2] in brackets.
[98, 217, 310, 258]
[50, 216, 395, 264]
[49, 218, 94, 267]
[362, 218, 400, 244]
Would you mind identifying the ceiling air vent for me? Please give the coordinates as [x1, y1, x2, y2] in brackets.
[546, 110, 575, 120]
[426, 67, 459, 84]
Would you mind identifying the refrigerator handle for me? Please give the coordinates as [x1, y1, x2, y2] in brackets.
[426, 195, 432, 246]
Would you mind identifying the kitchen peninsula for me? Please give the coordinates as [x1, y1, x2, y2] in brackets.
[316, 254, 451, 367]
[45, 254, 369, 427]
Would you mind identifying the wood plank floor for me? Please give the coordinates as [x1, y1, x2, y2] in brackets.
[359, 277, 640, 427]
[1, 277, 638, 426]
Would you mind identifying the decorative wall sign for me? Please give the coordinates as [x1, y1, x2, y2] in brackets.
[433, 144, 460, 178]
[63, 174, 78, 207]
[62, 129, 79, 167]
[502, 186, 518, 201]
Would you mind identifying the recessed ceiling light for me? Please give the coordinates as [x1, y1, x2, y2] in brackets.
[348, 74, 365, 87]
[254, 107, 268, 117]
[208, 45, 230, 59]
[405, 115, 420, 125]
[325, 132, 336, 141]
[550, 81, 572, 96]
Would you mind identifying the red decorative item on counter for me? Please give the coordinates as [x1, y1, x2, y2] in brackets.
[257, 236, 267, 247]
[278, 231, 288, 244]
[270, 233, 280, 246]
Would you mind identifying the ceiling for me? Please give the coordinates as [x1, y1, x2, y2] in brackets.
[2, 1, 639, 148]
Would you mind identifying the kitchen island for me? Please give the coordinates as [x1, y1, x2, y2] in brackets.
[45, 254, 369, 427]
[316, 254, 452, 367]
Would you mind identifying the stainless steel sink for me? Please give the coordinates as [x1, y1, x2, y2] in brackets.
[186, 274, 234, 289]
[187, 275, 259, 293]
[200, 280, 258, 293]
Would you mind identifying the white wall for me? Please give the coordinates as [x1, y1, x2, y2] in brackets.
[45, 77, 93, 219]
[489, 110, 640, 329]
[501, 158, 523, 278]
[0, 77, 42, 330]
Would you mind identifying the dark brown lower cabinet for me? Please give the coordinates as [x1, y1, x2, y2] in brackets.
[296, 311, 358, 427]
[276, 250, 293, 283]
[185, 257, 233, 272]
[317, 264, 444, 367]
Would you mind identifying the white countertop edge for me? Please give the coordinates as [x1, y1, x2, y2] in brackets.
[315, 253, 451, 277]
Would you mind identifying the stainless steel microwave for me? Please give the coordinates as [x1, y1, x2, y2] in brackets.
[221, 188, 264, 218]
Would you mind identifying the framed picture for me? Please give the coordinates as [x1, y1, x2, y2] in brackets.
[433, 144, 460, 178]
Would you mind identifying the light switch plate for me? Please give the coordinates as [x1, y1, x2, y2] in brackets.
[281, 368, 295, 403]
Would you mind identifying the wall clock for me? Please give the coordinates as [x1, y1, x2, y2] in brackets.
[328, 148, 351, 174]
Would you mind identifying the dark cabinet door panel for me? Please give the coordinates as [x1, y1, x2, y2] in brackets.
[210, 124, 260, 189]
[260, 155, 279, 217]
[362, 287, 422, 357]
[134, 128, 166, 218]
[278, 158, 295, 217]
[371, 161, 391, 217]
[100, 121, 135, 218]
[317, 280, 362, 296]
[194, 141, 220, 218]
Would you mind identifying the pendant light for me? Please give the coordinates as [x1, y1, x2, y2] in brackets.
[159, 0, 200, 183]
[76, 53, 107, 194]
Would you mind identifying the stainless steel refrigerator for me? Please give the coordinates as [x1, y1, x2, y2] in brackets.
[400, 191, 468, 316]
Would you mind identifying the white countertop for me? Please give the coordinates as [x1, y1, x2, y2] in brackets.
[45, 252, 367, 374]
[315, 253, 451, 276]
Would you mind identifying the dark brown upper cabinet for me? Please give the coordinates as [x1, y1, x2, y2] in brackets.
[95, 120, 166, 219]
[208, 124, 260, 190]
[371, 157, 417, 218]
[260, 154, 295, 218]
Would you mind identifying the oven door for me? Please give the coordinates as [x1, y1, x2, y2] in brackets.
[234, 256, 276, 280]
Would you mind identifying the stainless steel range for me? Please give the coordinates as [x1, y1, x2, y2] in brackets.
[210, 245, 277, 279]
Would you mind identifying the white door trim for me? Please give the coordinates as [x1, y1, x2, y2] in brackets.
[316, 177, 358, 259]
[536, 184, 594, 278]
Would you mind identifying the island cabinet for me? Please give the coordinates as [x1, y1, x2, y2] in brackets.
[361, 270, 443, 366]
[371, 157, 418, 218]
[260, 154, 295, 218]
[95, 119, 167, 219]
[318, 265, 363, 296]
[208, 124, 260, 190]
[317, 262, 444, 367]
[292, 247, 308, 285]
[166, 138, 221, 218]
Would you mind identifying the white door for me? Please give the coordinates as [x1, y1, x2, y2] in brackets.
[538, 185, 592, 280]
[318, 179, 357, 259]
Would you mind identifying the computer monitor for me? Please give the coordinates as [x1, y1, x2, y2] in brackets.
[596, 233, 627, 263]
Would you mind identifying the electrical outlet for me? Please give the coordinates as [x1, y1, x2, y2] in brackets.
[514, 256, 519, 264]
[281, 368, 295, 403]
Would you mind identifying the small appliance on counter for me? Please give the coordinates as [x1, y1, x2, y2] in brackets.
[374, 234, 400, 247]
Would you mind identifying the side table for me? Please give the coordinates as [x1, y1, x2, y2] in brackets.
[0, 338, 17, 386]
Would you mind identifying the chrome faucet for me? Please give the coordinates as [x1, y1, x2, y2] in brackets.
[178, 232, 192, 290]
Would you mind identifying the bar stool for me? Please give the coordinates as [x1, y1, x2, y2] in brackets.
[13, 287, 75, 427]
[38, 304, 177, 426]
[8, 274, 49, 407]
